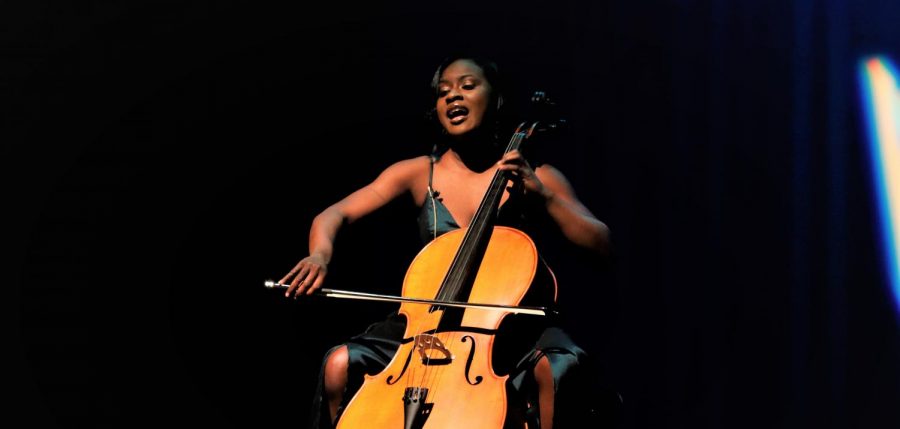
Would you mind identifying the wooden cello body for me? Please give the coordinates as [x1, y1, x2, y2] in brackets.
[335, 227, 538, 429]
[335, 124, 549, 429]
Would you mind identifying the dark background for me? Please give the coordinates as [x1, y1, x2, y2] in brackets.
[5, 0, 900, 428]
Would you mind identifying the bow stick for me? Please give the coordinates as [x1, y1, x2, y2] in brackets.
[264, 280, 552, 317]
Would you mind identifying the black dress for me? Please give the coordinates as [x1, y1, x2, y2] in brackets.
[309, 156, 602, 428]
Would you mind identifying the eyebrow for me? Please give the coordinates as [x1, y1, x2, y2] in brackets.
[438, 74, 478, 84]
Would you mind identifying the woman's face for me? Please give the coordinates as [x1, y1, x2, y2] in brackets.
[435, 59, 494, 137]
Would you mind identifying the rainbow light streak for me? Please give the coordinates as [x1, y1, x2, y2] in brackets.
[859, 56, 900, 317]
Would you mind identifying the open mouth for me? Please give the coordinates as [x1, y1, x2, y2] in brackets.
[447, 106, 469, 124]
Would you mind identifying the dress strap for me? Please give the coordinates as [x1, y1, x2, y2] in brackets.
[427, 154, 437, 197]
[427, 154, 439, 241]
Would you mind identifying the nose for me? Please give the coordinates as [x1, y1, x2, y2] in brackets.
[444, 90, 462, 105]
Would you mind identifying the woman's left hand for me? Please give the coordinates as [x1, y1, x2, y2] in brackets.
[499, 151, 611, 253]
[497, 150, 551, 199]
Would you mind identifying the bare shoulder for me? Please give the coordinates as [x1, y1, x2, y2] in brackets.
[534, 163, 573, 189]
[535, 163, 597, 216]
[382, 155, 431, 178]
[366, 155, 431, 202]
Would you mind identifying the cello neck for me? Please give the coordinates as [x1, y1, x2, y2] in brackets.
[434, 122, 538, 304]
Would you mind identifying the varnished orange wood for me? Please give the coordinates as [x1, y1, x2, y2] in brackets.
[335, 227, 537, 429]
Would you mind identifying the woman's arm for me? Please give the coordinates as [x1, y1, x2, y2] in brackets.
[280, 156, 428, 298]
[498, 150, 611, 256]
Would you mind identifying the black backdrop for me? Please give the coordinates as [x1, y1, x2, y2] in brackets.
[6, 1, 900, 428]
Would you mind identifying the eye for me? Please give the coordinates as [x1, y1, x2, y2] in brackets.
[462, 82, 476, 90]
[437, 88, 450, 97]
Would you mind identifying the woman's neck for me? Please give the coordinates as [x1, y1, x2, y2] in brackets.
[443, 132, 504, 173]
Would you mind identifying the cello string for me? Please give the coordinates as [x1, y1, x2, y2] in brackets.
[419, 129, 528, 407]
[435, 130, 523, 304]
[435, 130, 522, 304]
[416, 154, 439, 403]
[427, 330, 453, 406]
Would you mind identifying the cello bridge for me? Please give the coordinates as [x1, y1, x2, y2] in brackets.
[413, 334, 453, 365]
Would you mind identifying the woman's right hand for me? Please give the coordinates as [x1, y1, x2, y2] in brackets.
[275, 157, 425, 300]
[279, 254, 328, 299]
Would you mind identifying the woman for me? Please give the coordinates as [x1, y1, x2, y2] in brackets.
[280, 56, 611, 429]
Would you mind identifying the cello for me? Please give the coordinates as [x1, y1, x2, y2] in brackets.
[330, 118, 556, 429]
